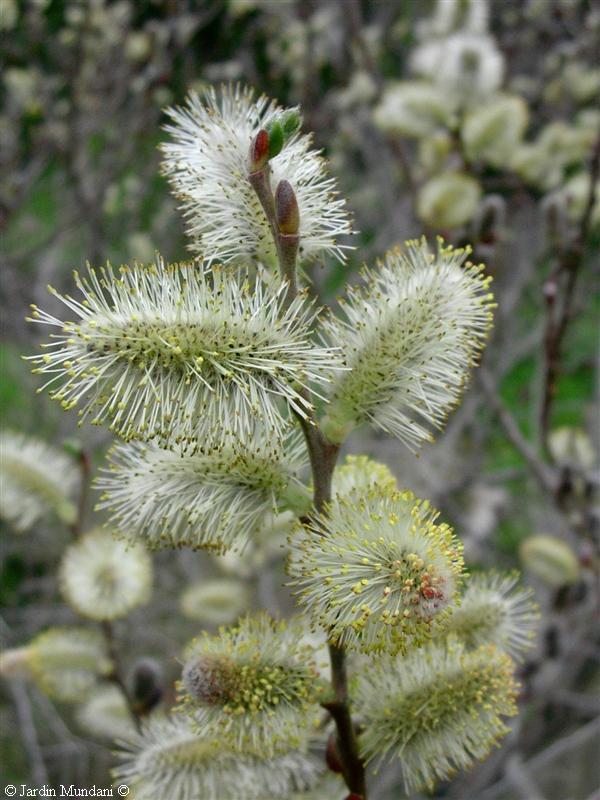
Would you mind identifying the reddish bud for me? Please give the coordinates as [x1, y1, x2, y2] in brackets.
[131, 657, 163, 715]
[181, 655, 229, 705]
[346, 794, 363, 799]
[275, 179, 300, 236]
[543, 279, 557, 305]
[249, 129, 269, 172]
[579, 541, 594, 568]
[326, 734, 344, 774]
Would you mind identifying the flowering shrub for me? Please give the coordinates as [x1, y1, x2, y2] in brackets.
[4, 80, 534, 798]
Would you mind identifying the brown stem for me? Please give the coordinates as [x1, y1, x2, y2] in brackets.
[479, 367, 556, 496]
[539, 134, 600, 452]
[249, 165, 368, 797]
[324, 645, 367, 797]
[249, 166, 278, 243]
[249, 166, 300, 309]
[64, 449, 142, 731]
[69, 449, 91, 540]
[303, 422, 367, 795]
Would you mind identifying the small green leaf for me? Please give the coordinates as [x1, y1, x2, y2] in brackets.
[281, 109, 302, 139]
[266, 120, 284, 158]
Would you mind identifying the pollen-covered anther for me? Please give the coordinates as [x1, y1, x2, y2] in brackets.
[178, 614, 323, 755]
[288, 485, 465, 654]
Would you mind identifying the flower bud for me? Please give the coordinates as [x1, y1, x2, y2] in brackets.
[266, 118, 284, 158]
[520, 535, 580, 588]
[181, 654, 231, 705]
[249, 129, 269, 172]
[281, 108, 302, 138]
[461, 95, 528, 167]
[417, 172, 482, 229]
[162, 86, 351, 265]
[1, 431, 79, 532]
[326, 734, 344, 774]
[0, 647, 30, 678]
[59, 529, 152, 621]
[131, 657, 163, 715]
[178, 615, 322, 755]
[373, 81, 454, 139]
[180, 578, 250, 626]
[548, 427, 596, 470]
[275, 179, 300, 236]
[24, 627, 112, 703]
[76, 685, 134, 741]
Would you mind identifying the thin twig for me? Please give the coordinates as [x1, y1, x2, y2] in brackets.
[344, 0, 416, 198]
[69, 448, 91, 539]
[505, 754, 547, 800]
[248, 166, 300, 309]
[479, 367, 556, 495]
[539, 134, 600, 451]
[66, 447, 142, 731]
[8, 680, 49, 787]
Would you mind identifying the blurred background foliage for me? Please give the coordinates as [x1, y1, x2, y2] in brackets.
[1, 0, 599, 798]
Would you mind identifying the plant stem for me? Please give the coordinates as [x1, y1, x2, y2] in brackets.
[249, 166, 299, 309]
[249, 166, 368, 797]
[69, 449, 91, 539]
[65, 447, 143, 732]
[539, 133, 600, 452]
[325, 645, 367, 796]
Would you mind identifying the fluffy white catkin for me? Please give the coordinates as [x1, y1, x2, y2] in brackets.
[27, 259, 341, 443]
[161, 84, 352, 265]
[322, 238, 494, 450]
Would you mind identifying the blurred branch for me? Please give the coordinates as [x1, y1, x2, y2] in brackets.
[69, 448, 91, 540]
[8, 680, 49, 787]
[539, 134, 600, 451]
[478, 717, 600, 800]
[479, 366, 556, 495]
[505, 754, 546, 800]
[343, 0, 417, 197]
